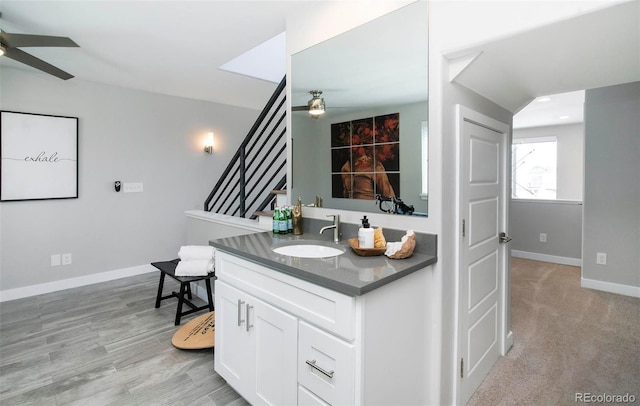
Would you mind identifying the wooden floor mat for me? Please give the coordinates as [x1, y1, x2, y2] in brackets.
[172, 311, 215, 349]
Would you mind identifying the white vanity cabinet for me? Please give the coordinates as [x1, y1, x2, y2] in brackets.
[214, 250, 430, 406]
[215, 281, 298, 406]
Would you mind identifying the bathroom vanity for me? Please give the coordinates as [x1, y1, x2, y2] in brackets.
[210, 230, 437, 406]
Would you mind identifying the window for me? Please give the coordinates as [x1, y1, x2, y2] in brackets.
[512, 137, 557, 199]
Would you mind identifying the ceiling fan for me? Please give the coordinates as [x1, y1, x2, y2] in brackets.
[292, 90, 326, 119]
[0, 14, 79, 80]
[292, 90, 359, 119]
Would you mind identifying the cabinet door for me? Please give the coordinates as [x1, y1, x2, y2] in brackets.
[253, 299, 298, 406]
[215, 280, 298, 406]
[214, 281, 253, 394]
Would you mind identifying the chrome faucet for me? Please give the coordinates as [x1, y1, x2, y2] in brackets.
[319, 214, 340, 242]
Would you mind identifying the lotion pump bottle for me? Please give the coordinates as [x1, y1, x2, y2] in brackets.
[358, 216, 374, 248]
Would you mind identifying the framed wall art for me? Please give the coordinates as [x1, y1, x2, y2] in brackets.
[330, 112, 400, 200]
[1, 111, 79, 201]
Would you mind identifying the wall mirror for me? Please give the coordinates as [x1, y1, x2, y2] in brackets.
[290, 1, 429, 217]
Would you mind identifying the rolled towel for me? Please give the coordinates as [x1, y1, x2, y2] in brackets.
[175, 259, 213, 277]
[178, 245, 215, 261]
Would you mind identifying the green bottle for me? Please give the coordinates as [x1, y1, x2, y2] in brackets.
[286, 206, 293, 233]
[278, 207, 288, 234]
[273, 207, 280, 234]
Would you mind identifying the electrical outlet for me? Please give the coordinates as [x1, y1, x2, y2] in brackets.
[51, 254, 61, 267]
[62, 253, 72, 265]
[596, 252, 607, 265]
[539, 233, 547, 243]
[123, 182, 143, 193]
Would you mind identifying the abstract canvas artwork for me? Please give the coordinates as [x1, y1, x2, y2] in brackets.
[330, 113, 400, 200]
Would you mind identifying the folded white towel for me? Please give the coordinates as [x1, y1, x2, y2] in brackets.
[175, 259, 213, 277]
[178, 246, 215, 261]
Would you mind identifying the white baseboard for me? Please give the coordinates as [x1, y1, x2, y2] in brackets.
[512, 250, 582, 267]
[581, 277, 640, 298]
[0, 264, 156, 302]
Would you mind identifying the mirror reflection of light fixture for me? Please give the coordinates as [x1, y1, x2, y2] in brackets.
[204, 132, 214, 154]
[0, 44, 6, 57]
[308, 90, 325, 118]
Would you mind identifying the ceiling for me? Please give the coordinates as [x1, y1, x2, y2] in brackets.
[447, 0, 639, 123]
[514, 90, 585, 129]
[0, 1, 314, 111]
[1, 1, 637, 128]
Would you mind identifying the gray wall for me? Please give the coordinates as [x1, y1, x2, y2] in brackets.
[510, 200, 582, 261]
[582, 81, 640, 288]
[0, 68, 258, 292]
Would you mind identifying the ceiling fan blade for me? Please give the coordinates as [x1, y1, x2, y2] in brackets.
[292, 106, 309, 111]
[4, 47, 74, 80]
[1, 32, 79, 48]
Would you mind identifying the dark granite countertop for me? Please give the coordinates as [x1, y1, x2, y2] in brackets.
[209, 224, 437, 296]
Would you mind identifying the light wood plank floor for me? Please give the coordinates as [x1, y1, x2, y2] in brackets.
[0, 272, 249, 406]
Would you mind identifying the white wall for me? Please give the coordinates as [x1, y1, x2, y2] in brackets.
[513, 123, 584, 200]
[0, 68, 258, 297]
[582, 81, 640, 296]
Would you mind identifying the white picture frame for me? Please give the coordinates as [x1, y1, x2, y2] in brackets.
[1, 111, 79, 201]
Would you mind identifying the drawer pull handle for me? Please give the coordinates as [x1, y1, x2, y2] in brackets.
[237, 299, 245, 326]
[246, 303, 253, 332]
[305, 359, 334, 379]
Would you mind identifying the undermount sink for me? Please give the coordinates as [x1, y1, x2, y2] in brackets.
[272, 242, 345, 258]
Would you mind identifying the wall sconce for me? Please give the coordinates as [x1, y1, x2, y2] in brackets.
[204, 132, 214, 154]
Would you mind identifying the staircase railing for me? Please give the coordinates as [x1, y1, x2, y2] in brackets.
[204, 76, 287, 219]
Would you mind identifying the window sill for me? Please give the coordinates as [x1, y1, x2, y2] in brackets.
[512, 199, 582, 205]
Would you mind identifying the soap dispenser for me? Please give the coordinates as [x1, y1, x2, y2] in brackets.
[358, 216, 374, 248]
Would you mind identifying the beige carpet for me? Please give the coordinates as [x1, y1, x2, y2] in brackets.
[467, 258, 640, 406]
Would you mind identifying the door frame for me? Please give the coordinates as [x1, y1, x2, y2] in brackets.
[454, 105, 513, 405]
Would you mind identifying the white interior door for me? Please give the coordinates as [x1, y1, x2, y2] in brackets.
[457, 105, 511, 405]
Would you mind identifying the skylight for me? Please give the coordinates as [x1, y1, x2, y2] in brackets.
[219, 32, 286, 83]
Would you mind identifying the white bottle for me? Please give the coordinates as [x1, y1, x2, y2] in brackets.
[358, 216, 374, 248]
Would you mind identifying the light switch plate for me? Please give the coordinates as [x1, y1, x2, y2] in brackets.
[123, 182, 143, 193]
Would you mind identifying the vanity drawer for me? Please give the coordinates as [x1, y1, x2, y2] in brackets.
[298, 321, 354, 406]
[298, 385, 330, 406]
[217, 252, 356, 340]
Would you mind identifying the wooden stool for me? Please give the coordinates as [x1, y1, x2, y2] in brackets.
[152, 259, 215, 325]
